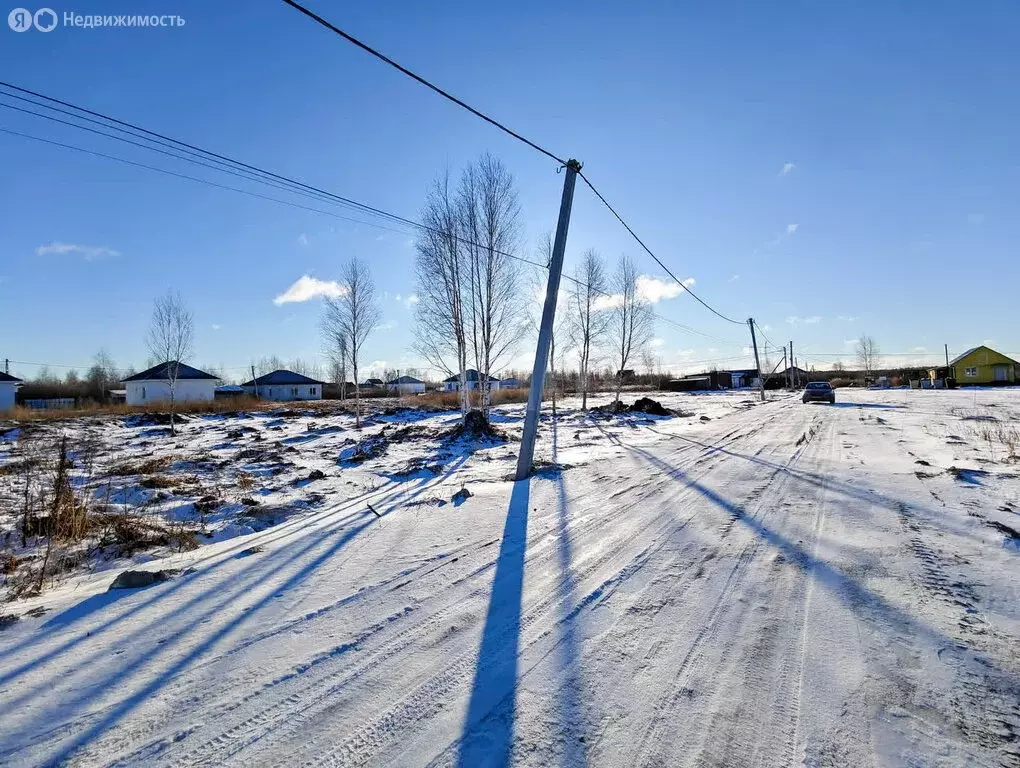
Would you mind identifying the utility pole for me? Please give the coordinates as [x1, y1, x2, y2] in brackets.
[782, 347, 788, 389]
[748, 318, 765, 402]
[3, 359, 8, 375]
[251, 364, 259, 399]
[790, 341, 796, 388]
[516, 159, 581, 481]
[945, 344, 950, 368]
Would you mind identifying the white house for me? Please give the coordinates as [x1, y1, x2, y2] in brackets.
[386, 375, 426, 395]
[240, 369, 324, 401]
[122, 362, 218, 406]
[500, 376, 523, 389]
[442, 369, 501, 392]
[0, 372, 23, 412]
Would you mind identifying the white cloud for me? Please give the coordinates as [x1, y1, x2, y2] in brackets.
[786, 223, 799, 235]
[35, 242, 119, 261]
[913, 346, 926, 352]
[395, 293, 402, 302]
[805, 315, 821, 324]
[786, 315, 821, 325]
[843, 339, 857, 345]
[650, 338, 665, 348]
[273, 275, 345, 305]
[297, 233, 309, 246]
[211, 324, 221, 331]
[364, 360, 388, 376]
[837, 315, 858, 322]
[729, 274, 740, 282]
[967, 213, 985, 225]
[375, 320, 398, 331]
[404, 293, 420, 309]
[780, 162, 796, 176]
[596, 275, 695, 309]
[677, 348, 696, 357]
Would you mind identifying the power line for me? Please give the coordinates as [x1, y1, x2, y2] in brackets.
[577, 171, 746, 326]
[280, 0, 567, 167]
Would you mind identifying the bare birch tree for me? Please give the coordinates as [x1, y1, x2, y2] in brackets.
[146, 290, 194, 436]
[324, 256, 380, 428]
[569, 249, 609, 410]
[413, 171, 470, 415]
[458, 154, 523, 417]
[321, 311, 349, 401]
[857, 335, 879, 378]
[611, 255, 654, 402]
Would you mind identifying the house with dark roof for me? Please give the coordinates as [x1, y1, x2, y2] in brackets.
[442, 369, 501, 392]
[239, 369, 325, 401]
[386, 375, 426, 395]
[360, 377, 385, 390]
[0, 371, 23, 412]
[950, 346, 1018, 386]
[121, 362, 218, 406]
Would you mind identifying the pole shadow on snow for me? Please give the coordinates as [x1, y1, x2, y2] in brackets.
[550, 418, 590, 766]
[622, 443, 1020, 689]
[457, 478, 531, 768]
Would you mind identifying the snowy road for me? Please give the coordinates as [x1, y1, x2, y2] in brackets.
[1, 389, 1018, 767]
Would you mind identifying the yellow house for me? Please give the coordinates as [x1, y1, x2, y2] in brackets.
[950, 346, 1018, 385]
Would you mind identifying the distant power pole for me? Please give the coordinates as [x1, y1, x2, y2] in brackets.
[945, 344, 950, 368]
[3, 359, 8, 375]
[748, 318, 765, 402]
[251, 365, 259, 399]
[790, 341, 796, 387]
[782, 347, 788, 389]
[516, 159, 582, 481]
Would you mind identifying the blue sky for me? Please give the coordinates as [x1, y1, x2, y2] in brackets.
[1, 0, 1018, 382]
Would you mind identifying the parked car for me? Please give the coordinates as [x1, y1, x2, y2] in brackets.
[802, 381, 835, 404]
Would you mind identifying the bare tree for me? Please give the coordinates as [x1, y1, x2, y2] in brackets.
[610, 255, 655, 402]
[530, 232, 571, 415]
[413, 171, 470, 415]
[320, 312, 350, 402]
[324, 256, 380, 428]
[640, 347, 657, 377]
[568, 249, 609, 410]
[459, 154, 523, 417]
[146, 290, 194, 436]
[856, 335, 879, 378]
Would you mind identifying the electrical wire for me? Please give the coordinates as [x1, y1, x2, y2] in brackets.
[279, 0, 567, 167]
[577, 171, 746, 326]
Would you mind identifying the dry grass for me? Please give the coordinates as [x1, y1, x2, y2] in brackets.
[108, 455, 174, 476]
[407, 388, 533, 409]
[2, 396, 269, 424]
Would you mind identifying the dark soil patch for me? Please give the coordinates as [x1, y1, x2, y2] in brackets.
[452, 487, 473, 506]
[0, 614, 19, 630]
[339, 435, 389, 464]
[124, 413, 190, 428]
[108, 568, 180, 591]
[630, 397, 672, 416]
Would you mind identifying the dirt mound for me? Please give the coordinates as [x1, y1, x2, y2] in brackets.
[629, 397, 672, 416]
[592, 398, 673, 417]
[445, 410, 504, 442]
[108, 569, 180, 591]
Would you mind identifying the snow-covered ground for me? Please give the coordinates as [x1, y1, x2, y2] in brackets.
[0, 388, 1018, 766]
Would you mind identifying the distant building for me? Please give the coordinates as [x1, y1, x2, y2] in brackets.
[442, 369, 501, 392]
[0, 372, 23, 411]
[727, 369, 759, 388]
[500, 376, 523, 389]
[950, 346, 1018, 385]
[386, 375, 426, 395]
[360, 378, 385, 390]
[240, 369, 324, 401]
[214, 384, 246, 399]
[121, 362, 218, 406]
[108, 389, 127, 404]
[665, 371, 732, 392]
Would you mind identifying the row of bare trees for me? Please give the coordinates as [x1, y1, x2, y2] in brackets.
[564, 250, 655, 409]
[413, 154, 524, 420]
